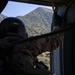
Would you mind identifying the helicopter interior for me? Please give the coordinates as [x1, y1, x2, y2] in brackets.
[0, 0, 75, 75]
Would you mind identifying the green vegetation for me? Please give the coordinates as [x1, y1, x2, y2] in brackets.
[37, 52, 50, 70]
[18, 7, 53, 36]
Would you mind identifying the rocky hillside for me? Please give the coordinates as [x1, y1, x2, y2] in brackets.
[17, 7, 53, 36]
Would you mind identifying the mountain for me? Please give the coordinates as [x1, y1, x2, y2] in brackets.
[17, 7, 53, 36]
[0, 7, 53, 36]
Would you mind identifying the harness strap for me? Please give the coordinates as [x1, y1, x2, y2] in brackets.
[3, 24, 75, 49]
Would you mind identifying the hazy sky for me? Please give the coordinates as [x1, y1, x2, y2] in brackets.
[2, 1, 52, 17]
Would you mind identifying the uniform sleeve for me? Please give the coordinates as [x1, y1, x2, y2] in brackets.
[13, 26, 62, 56]
[34, 26, 62, 56]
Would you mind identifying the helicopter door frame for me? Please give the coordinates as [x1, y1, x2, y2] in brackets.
[50, 2, 75, 75]
[50, 24, 74, 75]
[50, 46, 62, 75]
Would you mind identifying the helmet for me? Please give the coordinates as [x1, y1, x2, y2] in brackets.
[0, 17, 28, 38]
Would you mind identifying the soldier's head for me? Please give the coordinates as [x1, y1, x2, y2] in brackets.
[0, 17, 28, 38]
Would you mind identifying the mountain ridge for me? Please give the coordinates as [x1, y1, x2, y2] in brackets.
[17, 7, 53, 36]
[0, 7, 53, 36]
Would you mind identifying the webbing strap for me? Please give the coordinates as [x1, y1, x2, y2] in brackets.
[2, 24, 75, 49]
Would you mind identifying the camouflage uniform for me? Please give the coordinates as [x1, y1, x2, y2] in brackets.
[0, 24, 61, 75]
[0, 26, 62, 75]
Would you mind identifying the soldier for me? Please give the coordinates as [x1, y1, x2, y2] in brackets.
[0, 5, 66, 75]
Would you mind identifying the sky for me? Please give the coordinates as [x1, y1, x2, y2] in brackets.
[2, 1, 52, 17]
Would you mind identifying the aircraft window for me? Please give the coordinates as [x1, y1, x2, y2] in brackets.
[1, 1, 53, 36]
[1, 0, 53, 72]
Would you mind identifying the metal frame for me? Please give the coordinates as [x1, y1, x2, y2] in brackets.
[9, 0, 70, 6]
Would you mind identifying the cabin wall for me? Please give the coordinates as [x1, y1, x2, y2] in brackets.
[62, 2, 75, 75]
